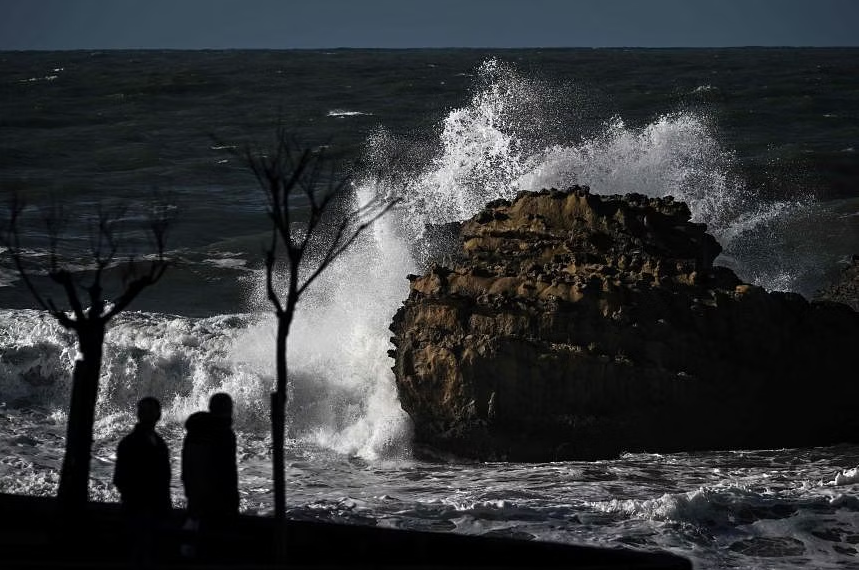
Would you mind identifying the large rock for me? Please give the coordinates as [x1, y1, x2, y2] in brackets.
[389, 187, 859, 461]
[816, 255, 859, 311]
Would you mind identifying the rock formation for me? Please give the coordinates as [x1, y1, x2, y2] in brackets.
[816, 255, 859, 312]
[389, 187, 859, 461]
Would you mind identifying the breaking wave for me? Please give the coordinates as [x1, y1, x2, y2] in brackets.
[362, 58, 821, 292]
[0, 57, 841, 461]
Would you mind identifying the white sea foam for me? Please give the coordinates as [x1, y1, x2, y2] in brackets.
[20, 75, 58, 83]
[327, 109, 373, 118]
[202, 257, 248, 270]
[0, 309, 273, 433]
[0, 310, 77, 406]
[0, 57, 827, 466]
[359, 58, 808, 291]
[589, 487, 741, 525]
[830, 467, 859, 486]
[236, 189, 416, 459]
[2, 53, 859, 570]
[221, 57, 823, 461]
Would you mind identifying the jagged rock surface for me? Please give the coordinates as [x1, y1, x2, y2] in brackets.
[816, 255, 859, 311]
[389, 187, 859, 461]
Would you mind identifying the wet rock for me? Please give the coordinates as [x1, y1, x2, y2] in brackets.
[389, 187, 859, 461]
[816, 254, 859, 311]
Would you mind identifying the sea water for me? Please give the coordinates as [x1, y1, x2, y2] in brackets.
[1, 49, 858, 569]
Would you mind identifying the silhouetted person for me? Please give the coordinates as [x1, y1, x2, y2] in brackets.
[181, 393, 239, 559]
[113, 397, 171, 565]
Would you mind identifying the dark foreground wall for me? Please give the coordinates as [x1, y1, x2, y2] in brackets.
[0, 493, 689, 569]
[390, 188, 859, 461]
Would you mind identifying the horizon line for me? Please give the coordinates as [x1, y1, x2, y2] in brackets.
[2, 45, 858, 52]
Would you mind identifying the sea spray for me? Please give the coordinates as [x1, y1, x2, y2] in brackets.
[0, 57, 839, 464]
[225, 57, 829, 460]
[0, 309, 272, 431]
[0, 309, 77, 408]
[238, 186, 416, 459]
[366, 59, 824, 295]
[1, 50, 858, 569]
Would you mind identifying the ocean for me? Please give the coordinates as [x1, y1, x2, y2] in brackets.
[1, 48, 858, 569]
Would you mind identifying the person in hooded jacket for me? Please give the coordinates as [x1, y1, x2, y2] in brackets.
[182, 392, 239, 519]
[180, 392, 239, 559]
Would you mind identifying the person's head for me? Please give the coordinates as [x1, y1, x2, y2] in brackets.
[209, 392, 233, 424]
[137, 397, 161, 429]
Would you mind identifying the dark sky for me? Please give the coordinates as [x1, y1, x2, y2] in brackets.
[1, 0, 857, 50]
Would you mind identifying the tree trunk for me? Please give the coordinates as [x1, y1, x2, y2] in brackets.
[272, 313, 289, 521]
[57, 321, 105, 512]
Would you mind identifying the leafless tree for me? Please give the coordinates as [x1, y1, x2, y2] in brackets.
[241, 129, 399, 523]
[0, 193, 173, 512]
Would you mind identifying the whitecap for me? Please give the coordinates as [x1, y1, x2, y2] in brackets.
[829, 494, 859, 509]
[225, 56, 831, 461]
[20, 75, 58, 83]
[202, 257, 248, 270]
[830, 467, 859, 486]
[327, 109, 373, 118]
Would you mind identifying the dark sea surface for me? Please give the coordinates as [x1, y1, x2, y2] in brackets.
[1, 49, 858, 569]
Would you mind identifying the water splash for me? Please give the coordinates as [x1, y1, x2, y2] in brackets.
[366, 58, 817, 293]
[238, 188, 416, 459]
[0, 58, 836, 462]
[253, 57, 805, 460]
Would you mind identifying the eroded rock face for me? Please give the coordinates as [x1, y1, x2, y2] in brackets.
[816, 255, 859, 312]
[389, 187, 859, 461]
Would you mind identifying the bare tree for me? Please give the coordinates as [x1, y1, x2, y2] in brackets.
[241, 129, 399, 523]
[1, 193, 173, 512]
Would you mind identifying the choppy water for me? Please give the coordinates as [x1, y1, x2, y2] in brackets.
[1, 49, 858, 569]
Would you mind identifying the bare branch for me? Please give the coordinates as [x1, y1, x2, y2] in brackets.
[103, 273, 157, 321]
[242, 126, 402, 524]
[299, 174, 351, 257]
[242, 128, 402, 310]
[44, 297, 76, 330]
[4, 189, 173, 328]
[297, 197, 401, 296]
[8, 249, 53, 314]
[83, 203, 118, 318]
[1, 194, 53, 313]
[242, 138, 314, 262]
[49, 269, 86, 322]
[144, 192, 174, 275]
[265, 229, 284, 315]
[103, 194, 174, 322]
[90, 203, 125, 283]
[3, 186, 174, 512]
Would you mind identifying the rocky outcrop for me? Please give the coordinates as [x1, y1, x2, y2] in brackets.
[389, 187, 859, 461]
[816, 255, 859, 311]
